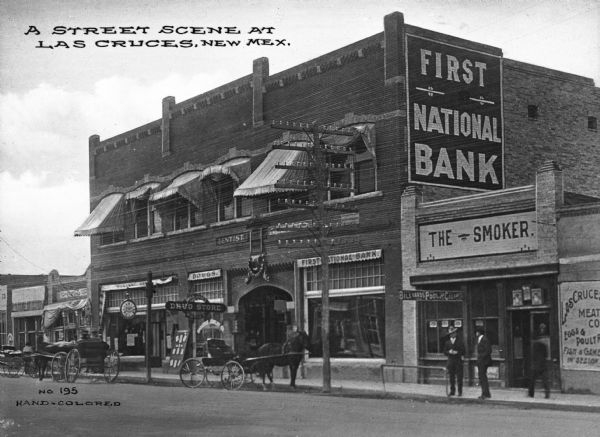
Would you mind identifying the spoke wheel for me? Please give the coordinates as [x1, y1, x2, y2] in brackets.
[65, 349, 80, 383]
[179, 358, 206, 388]
[221, 361, 245, 390]
[51, 352, 67, 382]
[25, 359, 37, 378]
[104, 349, 120, 383]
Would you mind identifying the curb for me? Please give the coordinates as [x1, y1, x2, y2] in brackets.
[81, 374, 600, 414]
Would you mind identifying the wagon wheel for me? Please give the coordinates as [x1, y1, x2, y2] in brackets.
[51, 352, 67, 381]
[221, 360, 245, 390]
[179, 358, 206, 388]
[103, 349, 120, 383]
[24, 358, 37, 378]
[6, 359, 21, 378]
[65, 349, 80, 383]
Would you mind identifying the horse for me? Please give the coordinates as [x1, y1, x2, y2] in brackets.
[251, 330, 310, 390]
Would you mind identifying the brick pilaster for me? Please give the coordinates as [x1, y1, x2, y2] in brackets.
[162, 96, 176, 157]
[252, 57, 269, 127]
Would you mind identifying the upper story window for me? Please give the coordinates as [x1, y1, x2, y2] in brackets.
[588, 116, 598, 132]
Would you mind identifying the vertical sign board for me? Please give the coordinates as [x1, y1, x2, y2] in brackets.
[169, 329, 190, 369]
[406, 35, 504, 190]
[560, 281, 600, 371]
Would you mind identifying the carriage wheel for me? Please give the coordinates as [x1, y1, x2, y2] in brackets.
[179, 358, 206, 388]
[24, 359, 37, 378]
[51, 352, 67, 381]
[6, 360, 21, 378]
[103, 349, 120, 383]
[65, 349, 80, 383]
[221, 361, 245, 390]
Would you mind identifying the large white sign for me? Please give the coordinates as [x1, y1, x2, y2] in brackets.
[0, 285, 7, 310]
[419, 211, 537, 261]
[12, 285, 45, 303]
[560, 281, 600, 371]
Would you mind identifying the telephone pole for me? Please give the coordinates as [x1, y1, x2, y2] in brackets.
[271, 120, 357, 393]
[145, 271, 154, 383]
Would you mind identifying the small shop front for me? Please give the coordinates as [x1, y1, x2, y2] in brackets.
[406, 274, 559, 389]
[42, 287, 91, 342]
[11, 285, 46, 349]
[100, 276, 179, 366]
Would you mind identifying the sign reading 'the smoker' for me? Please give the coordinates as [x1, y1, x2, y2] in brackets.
[419, 211, 536, 261]
[407, 34, 504, 191]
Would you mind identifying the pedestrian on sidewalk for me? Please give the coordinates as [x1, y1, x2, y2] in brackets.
[528, 323, 550, 399]
[443, 326, 465, 397]
[475, 326, 492, 400]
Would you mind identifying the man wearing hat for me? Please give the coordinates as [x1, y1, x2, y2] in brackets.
[443, 326, 465, 396]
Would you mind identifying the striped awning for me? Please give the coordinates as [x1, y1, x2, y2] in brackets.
[125, 182, 161, 200]
[234, 147, 309, 197]
[149, 171, 202, 204]
[43, 298, 90, 329]
[74, 193, 124, 236]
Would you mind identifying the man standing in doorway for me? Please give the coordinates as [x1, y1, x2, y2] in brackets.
[443, 326, 465, 396]
[475, 326, 492, 400]
[528, 323, 550, 399]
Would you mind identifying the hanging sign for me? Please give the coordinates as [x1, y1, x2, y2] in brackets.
[166, 301, 227, 313]
[406, 34, 503, 191]
[169, 330, 190, 369]
[120, 299, 137, 319]
[0, 285, 7, 311]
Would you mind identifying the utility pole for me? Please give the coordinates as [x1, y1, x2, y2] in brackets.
[145, 271, 154, 383]
[271, 120, 357, 393]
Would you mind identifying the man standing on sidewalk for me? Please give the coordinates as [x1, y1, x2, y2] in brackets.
[443, 326, 465, 397]
[475, 326, 492, 400]
[528, 323, 550, 399]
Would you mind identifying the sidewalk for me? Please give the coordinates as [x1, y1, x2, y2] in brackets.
[88, 369, 600, 413]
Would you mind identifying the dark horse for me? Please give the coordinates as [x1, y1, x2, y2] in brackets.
[251, 330, 310, 390]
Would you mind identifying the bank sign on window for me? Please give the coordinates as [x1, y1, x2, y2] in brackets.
[406, 35, 504, 191]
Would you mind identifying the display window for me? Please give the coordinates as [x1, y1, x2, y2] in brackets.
[308, 294, 385, 358]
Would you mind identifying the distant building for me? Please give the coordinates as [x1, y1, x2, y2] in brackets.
[76, 11, 599, 386]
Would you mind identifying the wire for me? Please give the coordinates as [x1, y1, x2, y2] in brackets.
[0, 236, 49, 274]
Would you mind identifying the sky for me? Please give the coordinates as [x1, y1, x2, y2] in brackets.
[0, 0, 598, 275]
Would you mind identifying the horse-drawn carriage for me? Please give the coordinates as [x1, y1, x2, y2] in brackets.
[3, 339, 121, 383]
[179, 331, 309, 390]
[0, 345, 34, 377]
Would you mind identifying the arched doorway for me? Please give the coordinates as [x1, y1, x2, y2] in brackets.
[239, 286, 292, 350]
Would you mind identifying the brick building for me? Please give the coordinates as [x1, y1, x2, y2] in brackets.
[76, 12, 599, 380]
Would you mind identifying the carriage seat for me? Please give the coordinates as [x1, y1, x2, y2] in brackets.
[206, 339, 235, 360]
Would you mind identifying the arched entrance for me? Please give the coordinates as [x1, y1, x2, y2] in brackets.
[239, 286, 293, 350]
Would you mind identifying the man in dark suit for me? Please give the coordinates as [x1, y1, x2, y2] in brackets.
[475, 326, 492, 399]
[443, 326, 465, 396]
[528, 323, 550, 399]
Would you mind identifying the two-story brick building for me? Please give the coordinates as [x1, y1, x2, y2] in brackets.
[76, 12, 599, 380]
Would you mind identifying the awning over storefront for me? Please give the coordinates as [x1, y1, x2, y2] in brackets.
[234, 147, 308, 197]
[42, 298, 90, 329]
[125, 182, 161, 200]
[149, 171, 202, 207]
[74, 193, 125, 236]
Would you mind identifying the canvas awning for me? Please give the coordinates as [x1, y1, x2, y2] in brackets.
[125, 182, 161, 200]
[149, 171, 202, 204]
[74, 193, 125, 236]
[43, 298, 90, 329]
[234, 147, 309, 197]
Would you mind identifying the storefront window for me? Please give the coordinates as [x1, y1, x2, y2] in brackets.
[470, 287, 499, 349]
[423, 301, 463, 354]
[105, 285, 179, 308]
[308, 295, 385, 358]
[305, 258, 384, 292]
[191, 278, 225, 303]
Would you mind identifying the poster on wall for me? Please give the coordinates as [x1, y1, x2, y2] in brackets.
[560, 281, 600, 371]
